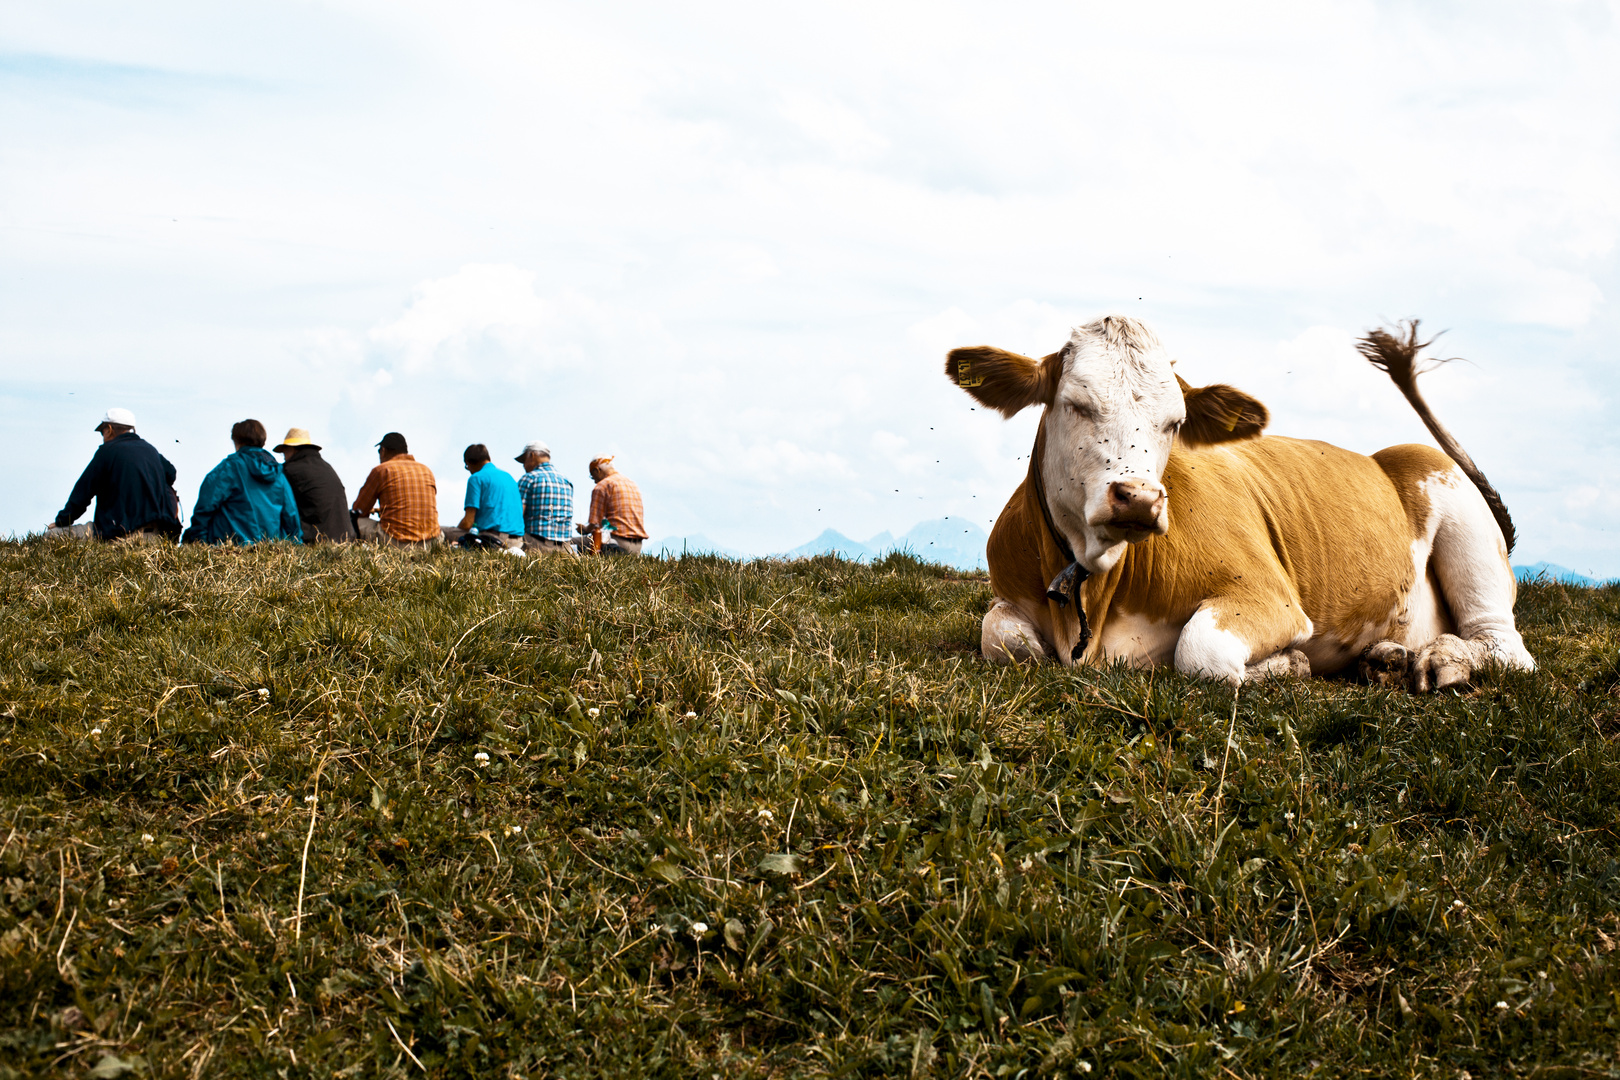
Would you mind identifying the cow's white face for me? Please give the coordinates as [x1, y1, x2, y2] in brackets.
[946, 313, 1269, 575]
[1042, 326, 1184, 572]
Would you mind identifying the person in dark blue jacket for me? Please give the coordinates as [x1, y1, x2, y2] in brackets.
[50, 408, 181, 540]
[181, 419, 302, 546]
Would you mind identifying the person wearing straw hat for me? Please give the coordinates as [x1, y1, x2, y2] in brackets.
[275, 427, 355, 543]
[48, 407, 181, 542]
[574, 455, 646, 555]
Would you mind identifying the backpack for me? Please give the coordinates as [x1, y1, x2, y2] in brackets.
[457, 531, 508, 552]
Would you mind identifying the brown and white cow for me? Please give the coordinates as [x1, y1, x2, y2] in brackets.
[947, 315, 1533, 691]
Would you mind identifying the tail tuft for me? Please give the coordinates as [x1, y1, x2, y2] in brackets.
[1359, 320, 1516, 555]
[1355, 319, 1439, 395]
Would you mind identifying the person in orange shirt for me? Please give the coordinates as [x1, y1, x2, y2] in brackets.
[351, 432, 440, 546]
[574, 456, 647, 555]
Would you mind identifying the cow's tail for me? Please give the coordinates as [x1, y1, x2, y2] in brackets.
[1357, 319, 1516, 554]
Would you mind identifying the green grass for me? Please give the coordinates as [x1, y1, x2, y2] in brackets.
[1, 539, 1618, 1078]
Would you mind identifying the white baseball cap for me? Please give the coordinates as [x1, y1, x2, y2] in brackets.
[514, 440, 550, 462]
[95, 408, 137, 431]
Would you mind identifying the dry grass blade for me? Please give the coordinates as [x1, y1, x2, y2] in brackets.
[294, 753, 330, 943]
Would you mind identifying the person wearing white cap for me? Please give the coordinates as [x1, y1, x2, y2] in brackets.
[48, 408, 181, 541]
[515, 440, 575, 553]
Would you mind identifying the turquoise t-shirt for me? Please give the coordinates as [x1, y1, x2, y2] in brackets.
[463, 463, 524, 535]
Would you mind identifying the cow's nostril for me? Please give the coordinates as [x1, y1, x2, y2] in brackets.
[1107, 480, 1165, 523]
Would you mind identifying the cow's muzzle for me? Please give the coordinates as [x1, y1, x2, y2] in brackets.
[1098, 479, 1167, 536]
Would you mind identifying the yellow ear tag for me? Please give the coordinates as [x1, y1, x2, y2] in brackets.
[957, 359, 985, 388]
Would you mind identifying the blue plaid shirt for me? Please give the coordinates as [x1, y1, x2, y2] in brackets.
[517, 462, 574, 541]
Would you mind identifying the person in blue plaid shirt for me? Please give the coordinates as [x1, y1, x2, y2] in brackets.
[514, 440, 575, 554]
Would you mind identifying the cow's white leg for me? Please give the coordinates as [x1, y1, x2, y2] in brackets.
[1174, 606, 1250, 684]
[1413, 470, 1535, 691]
[981, 598, 1053, 664]
[1176, 594, 1314, 685]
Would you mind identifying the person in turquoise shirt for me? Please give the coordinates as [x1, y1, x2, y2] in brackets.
[444, 443, 524, 549]
[182, 419, 302, 545]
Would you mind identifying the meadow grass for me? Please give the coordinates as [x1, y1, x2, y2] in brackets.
[0, 538, 1617, 1078]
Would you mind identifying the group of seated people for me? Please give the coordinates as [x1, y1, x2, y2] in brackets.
[47, 409, 647, 556]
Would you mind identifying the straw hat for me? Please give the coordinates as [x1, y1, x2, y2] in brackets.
[274, 428, 320, 453]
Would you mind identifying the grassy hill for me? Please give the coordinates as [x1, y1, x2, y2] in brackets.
[0, 540, 1617, 1078]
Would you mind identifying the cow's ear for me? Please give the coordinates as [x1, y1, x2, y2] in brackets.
[945, 346, 1060, 418]
[1179, 380, 1269, 445]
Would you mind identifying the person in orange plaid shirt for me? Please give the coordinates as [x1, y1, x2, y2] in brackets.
[351, 432, 441, 546]
[574, 455, 647, 556]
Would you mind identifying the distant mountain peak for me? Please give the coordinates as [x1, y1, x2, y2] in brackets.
[1514, 562, 1612, 587]
[650, 518, 989, 570]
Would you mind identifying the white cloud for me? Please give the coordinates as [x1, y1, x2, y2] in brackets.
[779, 92, 889, 162]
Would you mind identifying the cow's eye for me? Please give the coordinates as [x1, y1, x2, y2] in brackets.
[1165, 419, 1184, 434]
[1067, 402, 1094, 420]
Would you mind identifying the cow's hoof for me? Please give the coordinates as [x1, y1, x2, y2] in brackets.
[1359, 641, 1410, 688]
[1410, 634, 1481, 693]
[1245, 648, 1311, 682]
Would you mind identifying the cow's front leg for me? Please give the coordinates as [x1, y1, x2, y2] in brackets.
[1174, 593, 1313, 685]
[981, 598, 1053, 664]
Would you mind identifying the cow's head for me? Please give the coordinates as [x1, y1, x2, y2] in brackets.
[947, 315, 1267, 573]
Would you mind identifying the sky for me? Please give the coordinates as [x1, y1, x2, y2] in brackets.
[2, 0, 1617, 574]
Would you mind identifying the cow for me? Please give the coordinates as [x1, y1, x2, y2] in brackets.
[946, 315, 1534, 691]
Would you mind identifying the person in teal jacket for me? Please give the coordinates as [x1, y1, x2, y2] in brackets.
[182, 419, 303, 545]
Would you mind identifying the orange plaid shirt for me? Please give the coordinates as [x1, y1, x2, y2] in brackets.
[353, 455, 440, 542]
[588, 472, 646, 540]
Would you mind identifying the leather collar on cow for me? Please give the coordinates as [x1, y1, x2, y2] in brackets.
[1030, 418, 1093, 661]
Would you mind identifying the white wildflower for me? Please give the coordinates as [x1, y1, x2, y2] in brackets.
[1495, 1001, 1508, 1009]
[1284, 811, 1295, 822]
[587, 708, 600, 718]
[508, 825, 522, 836]
[1019, 856, 1033, 872]
[304, 795, 317, 804]
[474, 752, 490, 767]
[1453, 899, 1465, 909]
[690, 921, 708, 935]
[141, 834, 154, 844]
[755, 808, 774, 822]
[256, 688, 270, 698]
[685, 711, 697, 719]
[90, 728, 102, 737]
